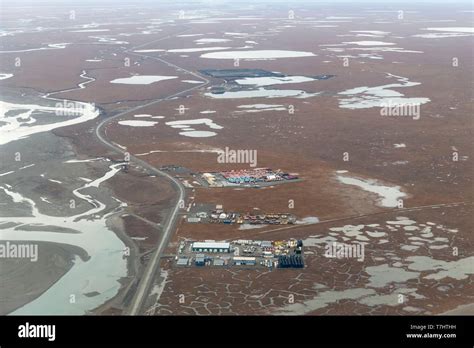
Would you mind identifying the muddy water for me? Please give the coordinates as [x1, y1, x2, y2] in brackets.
[0, 87, 129, 314]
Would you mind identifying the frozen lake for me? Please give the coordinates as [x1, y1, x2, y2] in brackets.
[110, 75, 177, 85]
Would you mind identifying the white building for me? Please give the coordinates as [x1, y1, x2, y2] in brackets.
[192, 242, 230, 253]
[233, 256, 256, 266]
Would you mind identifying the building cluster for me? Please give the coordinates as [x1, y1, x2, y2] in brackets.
[175, 239, 304, 269]
[201, 168, 298, 187]
[187, 209, 296, 225]
[221, 168, 297, 184]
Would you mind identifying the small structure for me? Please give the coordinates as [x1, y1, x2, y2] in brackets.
[288, 239, 297, 248]
[213, 259, 225, 266]
[192, 242, 230, 253]
[177, 257, 189, 266]
[195, 254, 206, 266]
[187, 217, 201, 223]
[210, 86, 226, 94]
[202, 173, 219, 187]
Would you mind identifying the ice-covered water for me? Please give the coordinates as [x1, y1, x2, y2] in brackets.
[336, 173, 406, 207]
[235, 76, 316, 87]
[179, 130, 217, 138]
[205, 88, 320, 99]
[338, 73, 430, 109]
[71, 29, 110, 33]
[0, 43, 70, 53]
[200, 50, 316, 60]
[166, 118, 222, 138]
[236, 104, 286, 113]
[0, 73, 13, 80]
[110, 75, 177, 84]
[194, 38, 231, 43]
[118, 120, 158, 127]
[0, 100, 99, 146]
[343, 41, 395, 46]
[424, 27, 474, 33]
[414, 27, 474, 38]
[166, 118, 222, 129]
[0, 163, 128, 315]
[168, 46, 231, 53]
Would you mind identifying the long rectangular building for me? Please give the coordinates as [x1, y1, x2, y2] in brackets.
[233, 256, 256, 266]
[192, 242, 230, 253]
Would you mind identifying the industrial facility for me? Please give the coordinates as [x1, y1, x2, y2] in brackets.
[199, 168, 300, 188]
[191, 241, 231, 253]
[186, 208, 296, 226]
[175, 239, 304, 270]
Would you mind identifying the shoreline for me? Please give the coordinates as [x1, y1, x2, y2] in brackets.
[1, 241, 87, 315]
[90, 213, 142, 315]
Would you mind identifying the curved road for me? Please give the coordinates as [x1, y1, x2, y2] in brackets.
[94, 28, 210, 315]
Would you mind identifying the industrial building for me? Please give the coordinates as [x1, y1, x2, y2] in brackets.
[192, 241, 230, 253]
[195, 254, 206, 266]
[213, 259, 225, 266]
[196, 212, 208, 219]
[278, 255, 304, 268]
[177, 239, 304, 269]
[233, 256, 256, 266]
[200, 168, 299, 188]
[176, 257, 190, 266]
